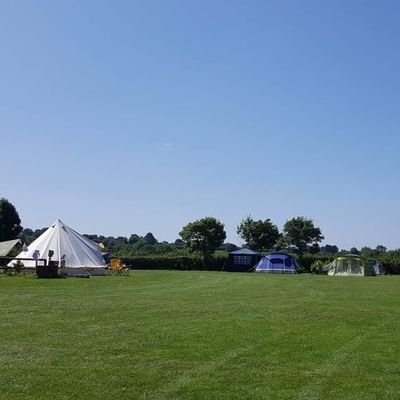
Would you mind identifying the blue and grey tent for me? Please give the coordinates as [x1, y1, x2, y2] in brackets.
[255, 253, 300, 274]
[225, 248, 262, 272]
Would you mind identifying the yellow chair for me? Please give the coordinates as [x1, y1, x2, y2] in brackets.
[109, 259, 129, 276]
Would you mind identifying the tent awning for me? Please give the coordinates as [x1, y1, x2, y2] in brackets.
[0, 239, 22, 257]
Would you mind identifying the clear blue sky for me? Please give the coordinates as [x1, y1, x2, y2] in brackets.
[1, 0, 400, 249]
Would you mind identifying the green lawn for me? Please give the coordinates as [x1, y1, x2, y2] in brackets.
[1, 272, 399, 400]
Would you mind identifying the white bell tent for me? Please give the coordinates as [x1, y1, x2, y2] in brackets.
[9, 219, 106, 276]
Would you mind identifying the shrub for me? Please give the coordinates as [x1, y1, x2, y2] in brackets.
[310, 260, 327, 274]
[13, 260, 24, 274]
[120, 255, 227, 271]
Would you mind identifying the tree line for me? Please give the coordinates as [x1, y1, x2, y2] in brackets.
[0, 197, 397, 272]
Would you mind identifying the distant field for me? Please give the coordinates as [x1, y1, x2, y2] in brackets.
[1, 272, 399, 400]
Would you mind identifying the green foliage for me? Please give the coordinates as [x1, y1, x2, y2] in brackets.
[0, 198, 22, 241]
[120, 254, 227, 271]
[13, 260, 24, 274]
[281, 217, 324, 254]
[237, 216, 280, 251]
[115, 240, 185, 257]
[219, 242, 239, 252]
[350, 247, 360, 255]
[143, 232, 158, 245]
[23, 227, 48, 245]
[378, 250, 400, 274]
[320, 244, 339, 253]
[299, 253, 335, 271]
[128, 234, 140, 244]
[179, 217, 226, 259]
[310, 259, 327, 274]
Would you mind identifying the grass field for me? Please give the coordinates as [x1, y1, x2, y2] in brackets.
[1, 271, 399, 400]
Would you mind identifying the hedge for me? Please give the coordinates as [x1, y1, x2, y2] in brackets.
[120, 256, 227, 271]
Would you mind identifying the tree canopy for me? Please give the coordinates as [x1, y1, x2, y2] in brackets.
[0, 198, 22, 242]
[320, 244, 339, 254]
[143, 232, 158, 245]
[179, 217, 226, 259]
[281, 217, 324, 254]
[237, 216, 280, 251]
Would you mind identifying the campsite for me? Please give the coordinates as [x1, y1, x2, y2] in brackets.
[3, 1, 400, 398]
[1, 201, 400, 399]
[0, 213, 399, 399]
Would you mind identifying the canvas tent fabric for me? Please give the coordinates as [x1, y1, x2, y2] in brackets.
[225, 248, 262, 272]
[326, 255, 376, 276]
[0, 239, 24, 257]
[9, 219, 106, 276]
[255, 253, 299, 274]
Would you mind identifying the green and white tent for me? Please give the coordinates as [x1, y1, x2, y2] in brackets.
[326, 255, 376, 276]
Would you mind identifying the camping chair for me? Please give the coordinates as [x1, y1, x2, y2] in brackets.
[109, 258, 129, 276]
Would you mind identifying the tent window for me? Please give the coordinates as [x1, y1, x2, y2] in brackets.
[270, 258, 284, 265]
[284, 258, 292, 268]
[233, 256, 251, 265]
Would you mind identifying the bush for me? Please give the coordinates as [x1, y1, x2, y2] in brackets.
[378, 251, 400, 274]
[13, 260, 24, 274]
[310, 260, 327, 274]
[299, 253, 335, 272]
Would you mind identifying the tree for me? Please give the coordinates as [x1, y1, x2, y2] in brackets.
[281, 217, 324, 254]
[179, 217, 226, 260]
[219, 242, 239, 252]
[320, 244, 339, 254]
[174, 238, 185, 247]
[375, 245, 387, 253]
[22, 228, 34, 237]
[128, 234, 140, 244]
[237, 216, 280, 251]
[116, 236, 128, 245]
[0, 198, 22, 241]
[143, 232, 158, 245]
[350, 247, 360, 255]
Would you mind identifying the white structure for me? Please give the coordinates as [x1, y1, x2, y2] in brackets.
[9, 219, 106, 276]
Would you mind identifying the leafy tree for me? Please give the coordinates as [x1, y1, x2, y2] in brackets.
[143, 232, 158, 245]
[179, 217, 226, 260]
[237, 216, 280, 251]
[128, 234, 140, 244]
[174, 238, 185, 247]
[0, 198, 22, 241]
[361, 246, 372, 253]
[350, 247, 360, 255]
[281, 217, 324, 254]
[308, 243, 321, 254]
[34, 228, 48, 238]
[375, 245, 387, 253]
[115, 236, 128, 245]
[320, 244, 339, 254]
[22, 228, 34, 237]
[219, 242, 239, 252]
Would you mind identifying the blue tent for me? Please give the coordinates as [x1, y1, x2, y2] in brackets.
[255, 253, 299, 274]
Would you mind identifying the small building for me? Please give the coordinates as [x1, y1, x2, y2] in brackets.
[225, 248, 262, 272]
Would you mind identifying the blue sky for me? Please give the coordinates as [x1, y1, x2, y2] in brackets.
[1, 0, 400, 249]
